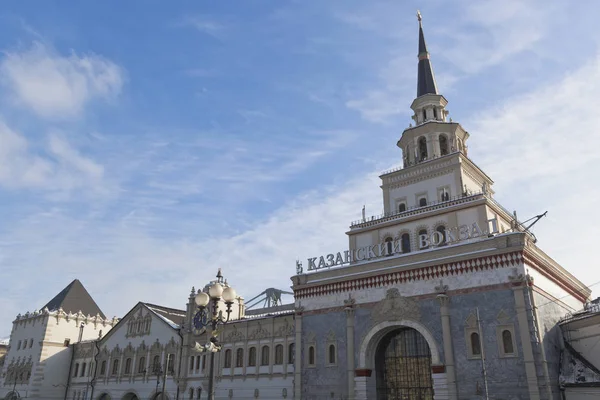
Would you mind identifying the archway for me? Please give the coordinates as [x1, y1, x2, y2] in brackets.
[98, 394, 111, 400]
[122, 393, 140, 400]
[151, 393, 171, 400]
[375, 328, 433, 400]
[4, 391, 20, 400]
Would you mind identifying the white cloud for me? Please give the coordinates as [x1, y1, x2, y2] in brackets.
[0, 42, 124, 118]
[180, 16, 225, 38]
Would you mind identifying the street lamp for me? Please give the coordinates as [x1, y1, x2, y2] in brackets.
[193, 269, 237, 400]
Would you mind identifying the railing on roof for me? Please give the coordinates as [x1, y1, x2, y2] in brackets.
[350, 192, 485, 229]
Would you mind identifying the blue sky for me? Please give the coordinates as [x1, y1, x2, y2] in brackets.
[1, 0, 600, 336]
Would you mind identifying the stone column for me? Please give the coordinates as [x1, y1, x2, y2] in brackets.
[436, 290, 457, 400]
[294, 307, 303, 400]
[344, 296, 356, 400]
[510, 271, 541, 400]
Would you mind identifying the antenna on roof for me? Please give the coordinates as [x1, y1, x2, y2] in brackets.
[512, 211, 548, 243]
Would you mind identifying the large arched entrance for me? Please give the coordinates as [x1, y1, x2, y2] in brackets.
[122, 393, 139, 400]
[375, 328, 434, 400]
[98, 394, 111, 400]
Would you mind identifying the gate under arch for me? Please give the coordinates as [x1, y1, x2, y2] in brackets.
[375, 327, 434, 400]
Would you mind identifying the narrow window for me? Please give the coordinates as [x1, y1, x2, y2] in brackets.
[17, 341, 21, 350]
[436, 225, 447, 246]
[288, 343, 295, 365]
[308, 346, 315, 365]
[471, 332, 481, 356]
[138, 357, 146, 373]
[202, 355, 206, 370]
[433, 108, 438, 119]
[124, 358, 132, 374]
[328, 344, 336, 364]
[224, 349, 232, 368]
[275, 344, 283, 365]
[73, 363, 79, 377]
[189, 388, 194, 400]
[167, 354, 175, 373]
[439, 134, 449, 156]
[190, 356, 195, 371]
[422, 109, 427, 122]
[502, 330, 514, 354]
[261, 346, 270, 366]
[419, 197, 427, 207]
[100, 361, 106, 375]
[398, 203, 406, 212]
[195, 354, 200, 370]
[236, 348, 244, 368]
[418, 136, 428, 160]
[112, 359, 119, 375]
[248, 347, 257, 367]
[418, 229, 429, 249]
[196, 388, 202, 400]
[29, 339, 33, 348]
[80, 363, 86, 377]
[401, 233, 411, 253]
[385, 237, 393, 256]
[153, 355, 160, 371]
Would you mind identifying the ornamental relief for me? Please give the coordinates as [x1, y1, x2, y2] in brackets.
[248, 323, 270, 340]
[371, 288, 421, 324]
[275, 320, 294, 337]
[225, 326, 244, 342]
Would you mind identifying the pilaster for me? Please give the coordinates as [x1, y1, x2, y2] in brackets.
[344, 295, 356, 400]
[294, 306, 303, 400]
[435, 280, 457, 400]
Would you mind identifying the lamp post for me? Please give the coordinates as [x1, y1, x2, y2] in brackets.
[193, 269, 237, 400]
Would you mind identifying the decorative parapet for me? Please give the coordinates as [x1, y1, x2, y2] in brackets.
[13, 308, 119, 328]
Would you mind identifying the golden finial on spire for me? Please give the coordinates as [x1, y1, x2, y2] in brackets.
[417, 10, 422, 22]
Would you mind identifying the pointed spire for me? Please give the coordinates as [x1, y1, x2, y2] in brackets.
[416, 10, 439, 97]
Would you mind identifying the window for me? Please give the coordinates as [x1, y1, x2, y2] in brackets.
[422, 109, 426, 122]
[112, 359, 119, 375]
[189, 388, 194, 400]
[398, 203, 406, 212]
[401, 233, 411, 253]
[435, 225, 447, 246]
[138, 357, 146, 373]
[153, 355, 160, 370]
[502, 330, 514, 354]
[418, 136, 428, 160]
[433, 108, 438, 119]
[100, 361, 106, 376]
[73, 363, 79, 377]
[201, 355, 206, 370]
[17, 341, 21, 350]
[124, 358, 132, 374]
[167, 354, 175, 373]
[470, 332, 481, 357]
[275, 344, 283, 365]
[145, 318, 151, 332]
[261, 346, 270, 366]
[80, 363, 86, 377]
[418, 229, 429, 249]
[439, 134, 448, 155]
[419, 197, 427, 207]
[248, 347, 257, 366]
[235, 348, 244, 368]
[328, 344, 336, 365]
[308, 346, 316, 366]
[224, 349, 232, 368]
[385, 237, 393, 256]
[89, 362, 93, 377]
[196, 388, 202, 400]
[288, 343, 295, 365]
[64, 339, 71, 347]
[190, 356, 195, 371]
[195, 354, 200, 370]
[29, 339, 33, 348]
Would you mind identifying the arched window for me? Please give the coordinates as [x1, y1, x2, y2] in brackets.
[288, 343, 295, 364]
[385, 237, 393, 256]
[261, 346, 270, 366]
[224, 349, 232, 368]
[248, 347, 256, 366]
[189, 388, 194, 400]
[167, 353, 175, 373]
[502, 330, 514, 354]
[398, 203, 406, 212]
[418, 137, 428, 160]
[196, 388, 202, 400]
[189, 356, 195, 372]
[401, 233, 411, 253]
[439, 135, 448, 155]
[100, 361, 106, 376]
[153, 355, 160, 370]
[419, 197, 427, 207]
[138, 357, 146, 373]
[112, 359, 119, 375]
[124, 358, 132, 374]
[235, 348, 244, 367]
[275, 344, 284, 365]
[308, 346, 316, 365]
[201, 355, 206, 370]
[144, 318, 151, 332]
[435, 225, 447, 246]
[433, 108, 438, 119]
[422, 109, 427, 122]
[328, 344, 336, 364]
[418, 229, 429, 249]
[470, 332, 481, 356]
[80, 363, 86, 377]
[73, 363, 79, 377]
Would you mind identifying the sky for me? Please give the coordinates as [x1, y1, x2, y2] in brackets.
[1, 0, 600, 337]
